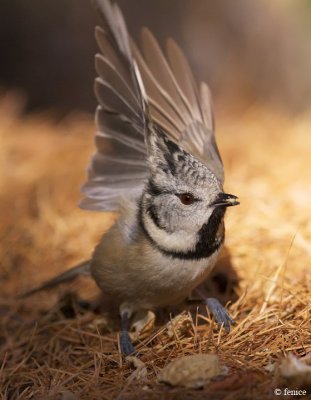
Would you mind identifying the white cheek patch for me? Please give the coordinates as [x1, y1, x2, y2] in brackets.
[143, 212, 198, 252]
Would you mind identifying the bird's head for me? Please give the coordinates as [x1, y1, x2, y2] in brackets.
[140, 127, 239, 258]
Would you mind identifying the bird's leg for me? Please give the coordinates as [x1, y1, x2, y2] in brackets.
[120, 311, 135, 356]
[193, 287, 235, 333]
[204, 297, 235, 333]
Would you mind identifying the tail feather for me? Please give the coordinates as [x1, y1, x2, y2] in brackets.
[18, 260, 91, 298]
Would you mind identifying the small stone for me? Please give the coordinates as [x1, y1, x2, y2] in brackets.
[158, 354, 226, 389]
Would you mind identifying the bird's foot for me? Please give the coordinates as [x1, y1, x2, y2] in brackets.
[204, 297, 235, 333]
[120, 330, 135, 356]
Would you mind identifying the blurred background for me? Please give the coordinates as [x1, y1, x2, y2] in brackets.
[0, 0, 311, 286]
[0, 0, 310, 116]
[1, 3, 311, 396]
[0, 0, 311, 297]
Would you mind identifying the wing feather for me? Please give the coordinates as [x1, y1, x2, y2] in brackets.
[141, 29, 193, 125]
[80, 0, 148, 211]
[95, 54, 139, 109]
[131, 39, 184, 137]
[81, 0, 224, 212]
[166, 38, 203, 122]
[134, 31, 224, 183]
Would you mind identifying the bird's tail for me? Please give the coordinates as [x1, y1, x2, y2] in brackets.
[18, 260, 91, 298]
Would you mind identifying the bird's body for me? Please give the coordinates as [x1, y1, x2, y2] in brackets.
[21, 0, 239, 354]
[91, 197, 222, 314]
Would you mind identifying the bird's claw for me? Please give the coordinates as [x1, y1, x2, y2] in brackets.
[205, 297, 235, 333]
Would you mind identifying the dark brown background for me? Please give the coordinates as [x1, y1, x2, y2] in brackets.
[0, 0, 310, 115]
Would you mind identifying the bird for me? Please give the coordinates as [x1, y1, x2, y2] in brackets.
[20, 0, 239, 356]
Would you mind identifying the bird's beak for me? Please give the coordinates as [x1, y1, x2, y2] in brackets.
[212, 193, 239, 208]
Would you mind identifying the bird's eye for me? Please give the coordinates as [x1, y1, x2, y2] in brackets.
[178, 193, 195, 205]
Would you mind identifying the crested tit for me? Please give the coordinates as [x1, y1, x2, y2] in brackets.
[21, 0, 239, 355]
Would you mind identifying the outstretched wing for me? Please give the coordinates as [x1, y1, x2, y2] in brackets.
[132, 29, 224, 184]
[80, 0, 149, 211]
[81, 0, 224, 211]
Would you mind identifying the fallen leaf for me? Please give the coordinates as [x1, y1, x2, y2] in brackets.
[166, 311, 194, 339]
[130, 310, 156, 342]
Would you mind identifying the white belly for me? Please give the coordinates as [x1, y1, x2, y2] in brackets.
[131, 245, 222, 310]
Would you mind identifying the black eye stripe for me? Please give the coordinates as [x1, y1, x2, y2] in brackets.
[146, 204, 166, 230]
[147, 180, 175, 197]
[147, 180, 162, 196]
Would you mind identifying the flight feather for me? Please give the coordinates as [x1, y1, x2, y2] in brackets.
[80, 0, 224, 211]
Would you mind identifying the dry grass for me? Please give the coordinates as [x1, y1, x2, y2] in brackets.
[0, 94, 310, 399]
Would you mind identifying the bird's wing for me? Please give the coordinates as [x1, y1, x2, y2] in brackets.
[132, 29, 224, 184]
[80, 0, 149, 211]
[81, 0, 224, 212]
